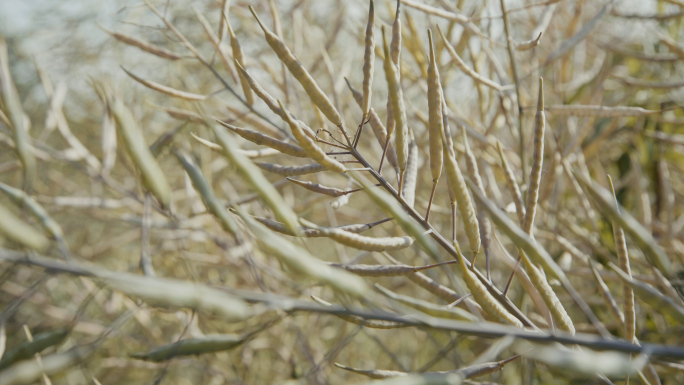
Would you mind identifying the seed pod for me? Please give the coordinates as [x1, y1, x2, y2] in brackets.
[426, 30, 443, 185]
[456, 243, 522, 327]
[462, 128, 491, 264]
[255, 162, 327, 176]
[277, 101, 346, 173]
[0, 344, 96, 385]
[375, 284, 478, 322]
[610, 263, 684, 323]
[286, 178, 354, 197]
[360, 0, 375, 122]
[334, 363, 405, 379]
[497, 141, 525, 226]
[217, 120, 307, 157]
[193, 10, 238, 83]
[237, 210, 368, 297]
[98, 24, 182, 60]
[121, 67, 206, 101]
[438, 26, 505, 92]
[226, 20, 254, 105]
[589, 261, 625, 327]
[344, 78, 399, 172]
[382, 27, 408, 174]
[0, 182, 65, 249]
[522, 78, 545, 236]
[0, 37, 36, 191]
[0, 329, 69, 370]
[213, 124, 301, 235]
[520, 250, 575, 334]
[109, 95, 171, 208]
[131, 335, 247, 362]
[311, 295, 408, 329]
[574, 171, 672, 276]
[608, 175, 635, 342]
[402, 132, 419, 207]
[250, 7, 341, 126]
[316, 226, 414, 252]
[441, 128, 480, 254]
[386, 0, 402, 135]
[234, 61, 317, 141]
[544, 105, 664, 117]
[253, 216, 388, 237]
[174, 150, 239, 236]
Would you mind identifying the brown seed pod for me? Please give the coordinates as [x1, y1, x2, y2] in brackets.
[97, 24, 182, 61]
[520, 250, 575, 334]
[426, 29, 444, 186]
[277, 101, 346, 173]
[286, 178, 358, 197]
[255, 162, 328, 176]
[226, 20, 254, 105]
[382, 27, 408, 175]
[216, 120, 307, 158]
[497, 141, 525, 226]
[608, 175, 635, 343]
[250, 7, 342, 126]
[121, 67, 206, 101]
[456, 243, 522, 327]
[360, 0, 375, 122]
[441, 127, 481, 254]
[522, 78, 545, 236]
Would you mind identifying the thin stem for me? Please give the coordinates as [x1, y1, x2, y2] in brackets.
[499, 0, 527, 185]
[378, 135, 391, 174]
[425, 181, 438, 222]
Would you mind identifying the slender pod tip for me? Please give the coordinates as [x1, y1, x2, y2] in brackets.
[607, 174, 620, 211]
[428, 29, 434, 60]
[249, 6, 266, 32]
[537, 77, 544, 111]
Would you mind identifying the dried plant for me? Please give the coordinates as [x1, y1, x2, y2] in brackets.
[2, 0, 684, 384]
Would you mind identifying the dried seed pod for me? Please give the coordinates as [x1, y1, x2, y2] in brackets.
[174, 150, 239, 236]
[0, 182, 65, 248]
[610, 263, 684, 323]
[462, 127, 491, 267]
[216, 120, 307, 157]
[360, 0, 375, 122]
[0, 203, 50, 251]
[382, 27, 408, 175]
[543, 105, 664, 117]
[441, 128, 480, 254]
[520, 251, 575, 334]
[253, 216, 388, 237]
[286, 178, 354, 197]
[157, 105, 205, 123]
[426, 30, 444, 187]
[574, 171, 672, 276]
[311, 295, 408, 329]
[456, 243, 522, 327]
[226, 20, 254, 105]
[522, 78, 545, 236]
[97, 24, 182, 60]
[497, 141, 525, 226]
[334, 363, 405, 379]
[131, 335, 247, 362]
[255, 162, 327, 176]
[193, 9, 238, 83]
[330, 262, 441, 277]
[277, 101, 346, 173]
[374, 284, 478, 322]
[402, 132, 419, 207]
[109, 95, 171, 208]
[250, 7, 342, 126]
[0, 345, 96, 385]
[237, 210, 368, 296]
[0, 37, 35, 191]
[121, 67, 206, 101]
[386, 0, 402, 135]
[515, 31, 543, 51]
[438, 26, 505, 92]
[345, 78, 399, 172]
[213, 124, 301, 235]
[315, 226, 414, 252]
[608, 175, 635, 342]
